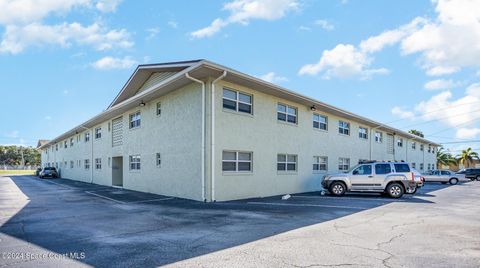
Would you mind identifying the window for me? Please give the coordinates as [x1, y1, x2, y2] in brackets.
[313, 114, 328, 130]
[55, 144, 58, 151]
[156, 153, 161, 167]
[411, 163, 416, 169]
[277, 104, 297, 124]
[441, 171, 450, 175]
[428, 145, 431, 153]
[375, 164, 392, 174]
[338, 158, 350, 171]
[85, 132, 90, 142]
[95, 158, 102, 169]
[359, 127, 368, 139]
[375, 132, 383, 143]
[313, 156, 328, 172]
[427, 163, 431, 170]
[432, 147, 435, 154]
[64, 140, 67, 148]
[420, 144, 424, 151]
[277, 154, 297, 172]
[84, 159, 90, 170]
[156, 102, 162, 116]
[420, 163, 424, 170]
[338, 121, 350, 135]
[394, 163, 410, 172]
[129, 155, 141, 170]
[70, 138, 74, 146]
[352, 164, 372, 175]
[397, 138, 403, 147]
[108, 122, 111, 132]
[222, 151, 253, 172]
[129, 111, 141, 129]
[95, 127, 102, 139]
[412, 142, 416, 150]
[223, 88, 252, 114]
[64, 161, 67, 167]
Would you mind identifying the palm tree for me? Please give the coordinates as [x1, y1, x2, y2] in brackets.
[436, 148, 456, 169]
[456, 147, 480, 168]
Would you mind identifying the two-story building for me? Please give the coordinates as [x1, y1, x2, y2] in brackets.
[39, 60, 439, 202]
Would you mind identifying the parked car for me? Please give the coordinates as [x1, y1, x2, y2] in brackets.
[423, 169, 467, 185]
[39, 167, 58, 178]
[456, 168, 480, 181]
[321, 161, 416, 198]
[35, 167, 42, 176]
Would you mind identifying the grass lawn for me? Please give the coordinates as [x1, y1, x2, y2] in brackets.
[0, 170, 35, 175]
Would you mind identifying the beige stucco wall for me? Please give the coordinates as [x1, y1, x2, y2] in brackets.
[213, 80, 437, 201]
[41, 83, 204, 201]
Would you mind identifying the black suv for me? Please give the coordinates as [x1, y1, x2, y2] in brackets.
[457, 168, 480, 181]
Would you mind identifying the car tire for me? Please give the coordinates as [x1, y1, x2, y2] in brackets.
[476, 176, 480, 181]
[406, 186, 417, 194]
[387, 182, 404, 198]
[329, 181, 346, 196]
[449, 178, 459, 185]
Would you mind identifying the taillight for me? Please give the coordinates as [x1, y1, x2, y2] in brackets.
[411, 172, 414, 181]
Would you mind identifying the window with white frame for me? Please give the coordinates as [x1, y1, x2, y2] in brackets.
[129, 155, 141, 170]
[55, 144, 58, 151]
[397, 138, 403, 147]
[359, 127, 368, 139]
[129, 111, 141, 129]
[64, 140, 67, 148]
[95, 127, 102, 139]
[420, 144, 424, 151]
[156, 153, 161, 167]
[277, 104, 297, 124]
[375, 131, 383, 143]
[427, 163, 431, 170]
[420, 163, 424, 170]
[338, 157, 350, 171]
[223, 88, 253, 114]
[70, 138, 74, 146]
[70, 161, 73, 168]
[156, 102, 162, 116]
[85, 132, 90, 142]
[277, 154, 297, 172]
[84, 159, 90, 169]
[412, 142, 416, 150]
[222, 151, 253, 172]
[338, 121, 350, 135]
[432, 147, 435, 154]
[313, 114, 328, 130]
[411, 163, 416, 169]
[95, 158, 102, 169]
[428, 145, 431, 153]
[313, 156, 328, 172]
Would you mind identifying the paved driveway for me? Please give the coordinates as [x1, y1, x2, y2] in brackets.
[0, 175, 479, 267]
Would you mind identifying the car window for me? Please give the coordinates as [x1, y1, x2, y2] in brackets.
[375, 164, 392, 175]
[441, 171, 450, 175]
[432, 171, 439, 175]
[353, 165, 372, 175]
[394, 164, 410, 173]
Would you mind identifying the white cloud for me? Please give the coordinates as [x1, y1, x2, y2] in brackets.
[415, 83, 480, 128]
[298, 44, 389, 79]
[168, 20, 178, 29]
[96, 0, 122, 13]
[92, 56, 137, 70]
[456, 128, 480, 139]
[424, 79, 457, 90]
[391, 107, 414, 119]
[146, 27, 160, 40]
[259, 72, 288, 83]
[314, 19, 334, 31]
[191, 0, 299, 38]
[298, 25, 311, 31]
[0, 22, 133, 54]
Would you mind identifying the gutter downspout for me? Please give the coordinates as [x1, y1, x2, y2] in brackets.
[80, 126, 93, 184]
[211, 71, 227, 202]
[185, 73, 206, 202]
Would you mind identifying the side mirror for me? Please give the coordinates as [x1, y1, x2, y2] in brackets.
[353, 170, 359, 175]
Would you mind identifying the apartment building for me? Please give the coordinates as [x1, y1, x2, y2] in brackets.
[39, 60, 439, 201]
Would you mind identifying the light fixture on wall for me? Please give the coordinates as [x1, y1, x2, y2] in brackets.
[310, 105, 316, 111]
[139, 101, 146, 107]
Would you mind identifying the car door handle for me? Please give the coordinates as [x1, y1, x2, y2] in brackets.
[368, 175, 373, 178]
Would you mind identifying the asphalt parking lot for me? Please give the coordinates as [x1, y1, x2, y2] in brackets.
[1, 175, 479, 267]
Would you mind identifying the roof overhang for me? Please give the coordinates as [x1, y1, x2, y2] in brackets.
[39, 60, 441, 149]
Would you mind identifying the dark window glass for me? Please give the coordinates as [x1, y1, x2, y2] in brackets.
[223, 99, 236, 110]
[394, 164, 410, 172]
[277, 113, 286, 121]
[277, 163, 286, 171]
[353, 165, 372, 175]
[287, 163, 296, 171]
[238, 162, 251, 171]
[222, 162, 236, 171]
[375, 164, 392, 175]
[238, 103, 251, 113]
[287, 115, 296, 123]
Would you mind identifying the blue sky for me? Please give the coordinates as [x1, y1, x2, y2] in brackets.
[1, 0, 480, 155]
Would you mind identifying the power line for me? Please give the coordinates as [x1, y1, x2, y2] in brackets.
[397, 107, 480, 130]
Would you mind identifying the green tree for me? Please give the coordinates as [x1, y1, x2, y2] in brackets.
[408, 129, 424, 138]
[436, 148, 456, 169]
[456, 147, 480, 168]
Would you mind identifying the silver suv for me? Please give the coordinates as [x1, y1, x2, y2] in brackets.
[321, 161, 416, 198]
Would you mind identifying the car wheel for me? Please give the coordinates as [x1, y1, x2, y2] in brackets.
[449, 178, 459, 185]
[476, 176, 480, 181]
[406, 186, 417, 194]
[329, 181, 346, 196]
[387, 183, 404, 198]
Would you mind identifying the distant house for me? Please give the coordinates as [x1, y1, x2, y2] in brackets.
[38, 60, 439, 202]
